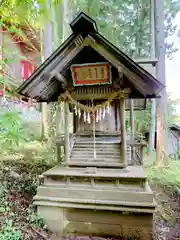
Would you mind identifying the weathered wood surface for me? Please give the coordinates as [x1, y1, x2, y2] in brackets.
[71, 87, 130, 100]
[119, 98, 127, 166]
[56, 134, 146, 166]
[64, 100, 69, 162]
[69, 133, 75, 156]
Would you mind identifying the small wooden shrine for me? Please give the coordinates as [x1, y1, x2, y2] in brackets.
[17, 12, 164, 239]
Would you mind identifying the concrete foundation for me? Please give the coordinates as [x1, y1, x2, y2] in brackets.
[38, 206, 153, 239]
[34, 164, 155, 239]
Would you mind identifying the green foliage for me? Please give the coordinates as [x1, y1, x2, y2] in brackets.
[0, 220, 21, 240]
[0, 139, 57, 239]
[126, 95, 180, 134]
[126, 101, 152, 133]
[146, 159, 180, 194]
[1, 0, 180, 59]
[0, 0, 63, 27]
[167, 93, 180, 125]
[0, 110, 29, 147]
[74, 0, 180, 58]
[28, 212, 47, 229]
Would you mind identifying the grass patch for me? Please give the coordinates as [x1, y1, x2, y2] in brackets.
[145, 159, 180, 194]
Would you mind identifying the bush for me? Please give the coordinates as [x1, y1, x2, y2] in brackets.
[0, 220, 21, 240]
[0, 110, 29, 148]
[145, 159, 180, 194]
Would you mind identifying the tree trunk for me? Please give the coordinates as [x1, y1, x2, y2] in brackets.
[40, 0, 53, 140]
[63, 0, 72, 41]
[154, 0, 167, 165]
[148, 0, 156, 157]
[55, 0, 73, 137]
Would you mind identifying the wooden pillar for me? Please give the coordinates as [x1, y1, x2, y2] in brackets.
[119, 97, 127, 167]
[130, 99, 135, 137]
[130, 99, 135, 164]
[64, 100, 69, 162]
[73, 112, 76, 133]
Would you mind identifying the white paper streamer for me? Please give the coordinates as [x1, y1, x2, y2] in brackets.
[87, 112, 91, 123]
[78, 108, 81, 119]
[96, 109, 99, 122]
[99, 108, 102, 120]
[103, 107, 106, 119]
[109, 104, 112, 116]
[74, 105, 78, 115]
[84, 111, 86, 122]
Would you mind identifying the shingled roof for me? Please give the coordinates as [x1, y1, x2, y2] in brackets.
[17, 12, 164, 102]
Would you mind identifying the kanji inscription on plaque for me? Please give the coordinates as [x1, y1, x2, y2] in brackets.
[71, 62, 112, 86]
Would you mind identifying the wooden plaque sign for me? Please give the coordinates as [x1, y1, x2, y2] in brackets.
[71, 62, 112, 86]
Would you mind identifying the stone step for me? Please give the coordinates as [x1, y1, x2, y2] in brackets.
[71, 152, 130, 158]
[42, 166, 147, 179]
[44, 172, 146, 185]
[34, 199, 155, 214]
[71, 153, 122, 157]
[36, 186, 154, 207]
[73, 146, 121, 153]
[74, 143, 120, 149]
[70, 156, 122, 161]
[69, 159, 120, 164]
[71, 149, 130, 153]
[75, 142, 121, 145]
[70, 153, 124, 158]
[73, 145, 121, 149]
[76, 140, 120, 145]
[62, 161, 124, 168]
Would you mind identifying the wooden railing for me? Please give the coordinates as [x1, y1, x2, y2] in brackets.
[127, 133, 147, 166]
[69, 133, 76, 156]
[56, 133, 75, 162]
[56, 134, 64, 162]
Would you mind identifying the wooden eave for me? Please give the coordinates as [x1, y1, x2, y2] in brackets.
[17, 12, 165, 102]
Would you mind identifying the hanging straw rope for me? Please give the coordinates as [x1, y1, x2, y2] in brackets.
[59, 89, 124, 113]
[58, 89, 125, 160]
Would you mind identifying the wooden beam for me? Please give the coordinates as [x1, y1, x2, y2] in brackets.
[25, 35, 86, 97]
[135, 58, 158, 65]
[64, 99, 70, 162]
[53, 36, 91, 73]
[54, 72, 67, 86]
[119, 97, 127, 167]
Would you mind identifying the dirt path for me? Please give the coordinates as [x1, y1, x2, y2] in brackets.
[153, 185, 180, 240]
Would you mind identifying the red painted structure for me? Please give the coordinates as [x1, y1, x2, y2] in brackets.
[0, 26, 37, 106]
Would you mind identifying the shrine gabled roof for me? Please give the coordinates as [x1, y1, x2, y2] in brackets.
[17, 12, 164, 102]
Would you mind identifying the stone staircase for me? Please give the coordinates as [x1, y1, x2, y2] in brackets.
[34, 134, 155, 236]
[66, 135, 131, 167]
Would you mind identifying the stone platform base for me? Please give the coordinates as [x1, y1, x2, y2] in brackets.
[38, 206, 153, 239]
